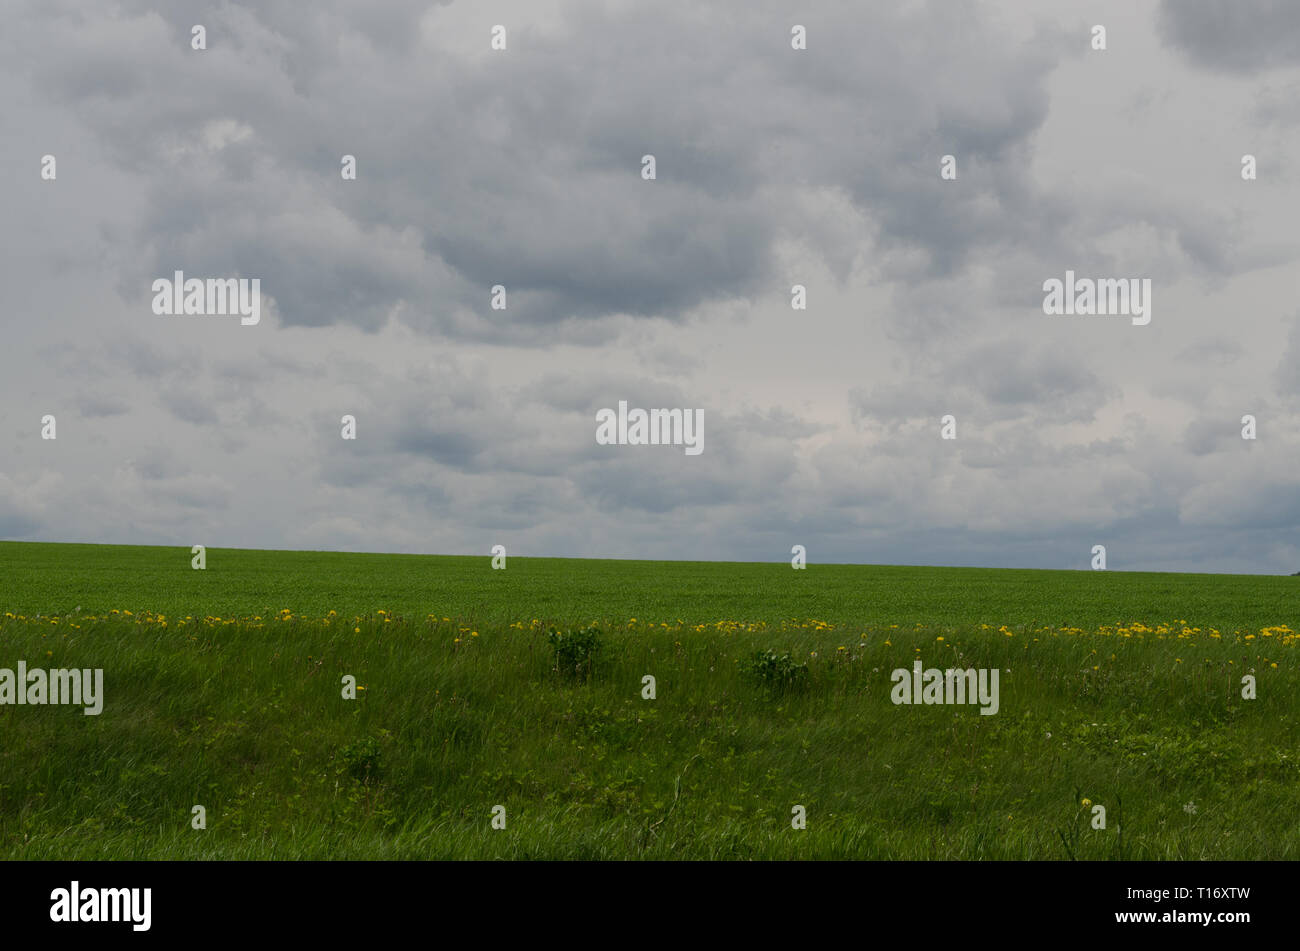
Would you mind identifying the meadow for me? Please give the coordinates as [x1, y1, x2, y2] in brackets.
[0, 540, 1296, 859]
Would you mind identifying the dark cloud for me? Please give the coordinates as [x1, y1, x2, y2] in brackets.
[77, 392, 131, 418]
[161, 387, 220, 425]
[15, 0, 1068, 338]
[1158, 0, 1300, 72]
[1, 1, 1297, 574]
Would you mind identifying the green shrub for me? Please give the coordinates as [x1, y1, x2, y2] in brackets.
[741, 649, 809, 695]
[548, 625, 604, 680]
[339, 737, 383, 785]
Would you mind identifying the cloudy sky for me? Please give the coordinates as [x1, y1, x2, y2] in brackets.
[3, 0, 1298, 573]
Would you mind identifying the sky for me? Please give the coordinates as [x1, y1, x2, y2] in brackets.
[2, 0, 1298, 573]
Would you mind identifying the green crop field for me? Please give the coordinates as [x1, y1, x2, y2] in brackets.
[0, 540, 1297, 859]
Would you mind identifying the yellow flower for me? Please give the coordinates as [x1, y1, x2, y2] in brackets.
[1081, 798, 1092, 808]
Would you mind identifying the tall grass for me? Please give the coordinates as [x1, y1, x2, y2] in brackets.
[1, 604, 1294, 859]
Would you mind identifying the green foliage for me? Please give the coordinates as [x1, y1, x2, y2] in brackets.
[2, 540, 1296, 632]
[339, 737, 383, 786]
[0, 541, 1297, 859]
[548, 625, 604, 679]
[740, 649, 809, 694]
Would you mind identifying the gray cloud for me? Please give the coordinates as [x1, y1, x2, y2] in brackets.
[1158, 0, 1300, 73]
[13, 0, 1072, 340]
[1, 0, 1298, 575]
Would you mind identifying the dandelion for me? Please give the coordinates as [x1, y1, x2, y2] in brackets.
[1081, 798, 1092, 808]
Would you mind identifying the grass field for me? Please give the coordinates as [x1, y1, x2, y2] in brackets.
[1, 540, 1297, 859]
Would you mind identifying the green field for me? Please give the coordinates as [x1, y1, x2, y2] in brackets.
[1, 540, 1297, 859]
